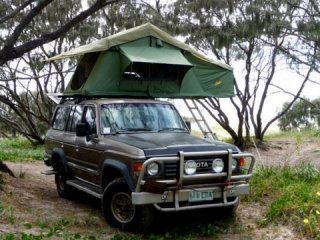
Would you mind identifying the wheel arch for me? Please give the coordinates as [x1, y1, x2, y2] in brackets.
[102, 160, 135, 192]
[51, 148, 69, 174]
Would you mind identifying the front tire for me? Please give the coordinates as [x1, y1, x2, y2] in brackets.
[102, 178, 153, 231]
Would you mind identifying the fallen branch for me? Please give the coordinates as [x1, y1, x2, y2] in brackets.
[0, 160, 15, 177]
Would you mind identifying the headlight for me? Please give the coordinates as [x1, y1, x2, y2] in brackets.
[212, 158, 224, 173]
[146, 162, 160, 176]
[232, 159, 238, 171]
[184, 160, 197, 175]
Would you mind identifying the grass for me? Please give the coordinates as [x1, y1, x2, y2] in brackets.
[264, 128, 320, 142]
[246, 164, 320, 238]
[0, 217, 100, 240]
[0, 134, 320, 238]
[0, 200, 15, 225]
[107, 217, 243, 240]
[0, 216, 241, 240]
[217, 128, 320, 147]
[0, 213, 244, 240]
[0, 138, 44, 162]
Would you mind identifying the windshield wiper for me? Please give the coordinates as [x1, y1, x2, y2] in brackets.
[158, 127, 188, 132]
[115, 128, 152, 133]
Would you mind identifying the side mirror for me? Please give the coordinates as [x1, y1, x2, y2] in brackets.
[76, 122, 90, 137]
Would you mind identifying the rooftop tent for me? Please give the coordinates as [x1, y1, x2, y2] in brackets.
[48, 23, 235, 98]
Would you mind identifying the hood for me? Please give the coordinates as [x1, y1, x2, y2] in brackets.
[107, 132, 239, 157]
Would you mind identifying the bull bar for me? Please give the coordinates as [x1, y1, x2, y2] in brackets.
[132, 149, 255, 212]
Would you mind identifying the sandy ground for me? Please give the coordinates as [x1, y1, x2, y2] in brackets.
[0, 138, 319, 239]
[250, 138, 320, 168]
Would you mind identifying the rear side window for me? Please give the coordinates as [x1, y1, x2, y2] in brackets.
[52, 106, 70, 130]
[66, 106, 84, 132]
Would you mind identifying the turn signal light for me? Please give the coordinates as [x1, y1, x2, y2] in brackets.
[239, 157, 245, 167]
[134, 162, 143, 172]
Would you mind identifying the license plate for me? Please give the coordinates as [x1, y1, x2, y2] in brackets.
[189, 191, 214, 202]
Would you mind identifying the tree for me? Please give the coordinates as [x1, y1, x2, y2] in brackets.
[0, 0, 120, 144]
[278, 97, 320, 131]
[0, 0, 120, 66]
[170, 0, 319, 148]
[310, 98, 320, 127]
[96, 0, 167, 34]
[0, 0, 171, 145]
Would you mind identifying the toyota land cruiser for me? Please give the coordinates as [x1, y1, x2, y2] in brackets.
[44, 98, 255, 231]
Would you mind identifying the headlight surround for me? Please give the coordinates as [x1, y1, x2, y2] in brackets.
[146, 162, 160, 176]
[212, 158, 224, 173]
[232, 158, 238, 171]
[184, 160, 197, 175]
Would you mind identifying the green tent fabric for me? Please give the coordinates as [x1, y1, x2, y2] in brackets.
[49, 23, 235, 98]
[119, 45, 192, 66]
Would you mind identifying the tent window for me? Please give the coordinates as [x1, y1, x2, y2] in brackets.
[122, 62, 191, 82]
[70, 52, 100, 90]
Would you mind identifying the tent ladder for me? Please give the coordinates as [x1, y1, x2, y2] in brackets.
[183, 99, 217, 140]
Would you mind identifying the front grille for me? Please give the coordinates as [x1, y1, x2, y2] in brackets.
[163, 157, 228, 178]
[164, 161, 178, 178]
[195, 159, 212, 173]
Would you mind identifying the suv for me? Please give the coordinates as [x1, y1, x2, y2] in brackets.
[44, 98, 255, 231]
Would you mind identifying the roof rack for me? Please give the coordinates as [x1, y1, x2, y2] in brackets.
[47, 93, 156, 104]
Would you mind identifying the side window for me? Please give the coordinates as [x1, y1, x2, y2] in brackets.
[66, 106, 84, 132]
[84, 106, 96, 134]
[52, 106, 70, 131]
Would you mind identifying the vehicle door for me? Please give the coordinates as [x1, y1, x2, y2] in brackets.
[47, 105, 71, 153]
[75, 105, 103, 184]
[63, 105, 83, 172]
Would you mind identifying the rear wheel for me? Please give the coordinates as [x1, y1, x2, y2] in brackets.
[55, 166, 72, 199]
[102, 178, 153, 231]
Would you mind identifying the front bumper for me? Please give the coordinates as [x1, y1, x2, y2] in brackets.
[132, 149, 255, 212]
[132, 183, 249, 212]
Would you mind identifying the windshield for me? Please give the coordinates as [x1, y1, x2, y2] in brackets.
[100, 103, 187, 134]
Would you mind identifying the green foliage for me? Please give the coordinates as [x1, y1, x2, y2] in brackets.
[0, 201, 15, 225]
[278, 98, 320, 131]
[0, 218, 98, 240]
[0, 233, 98, 240]
[109, 218, 241, 240]
[247, 165, 320, 238]
[0, 138, 44, 161]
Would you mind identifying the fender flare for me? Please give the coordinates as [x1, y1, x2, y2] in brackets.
[102, 159, 135, 192]
[51, 148, 69, 174]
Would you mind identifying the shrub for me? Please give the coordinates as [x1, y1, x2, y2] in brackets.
[0, 138, 44, 161]
[247, 164, 320, 238]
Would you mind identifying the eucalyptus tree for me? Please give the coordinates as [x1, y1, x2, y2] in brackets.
[97, 0, 167, 34]
[278, 97, 320, 131]
[0, 0, 119, 144]
[0, 0, 120, 66]
[171, 0, 319, 148]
